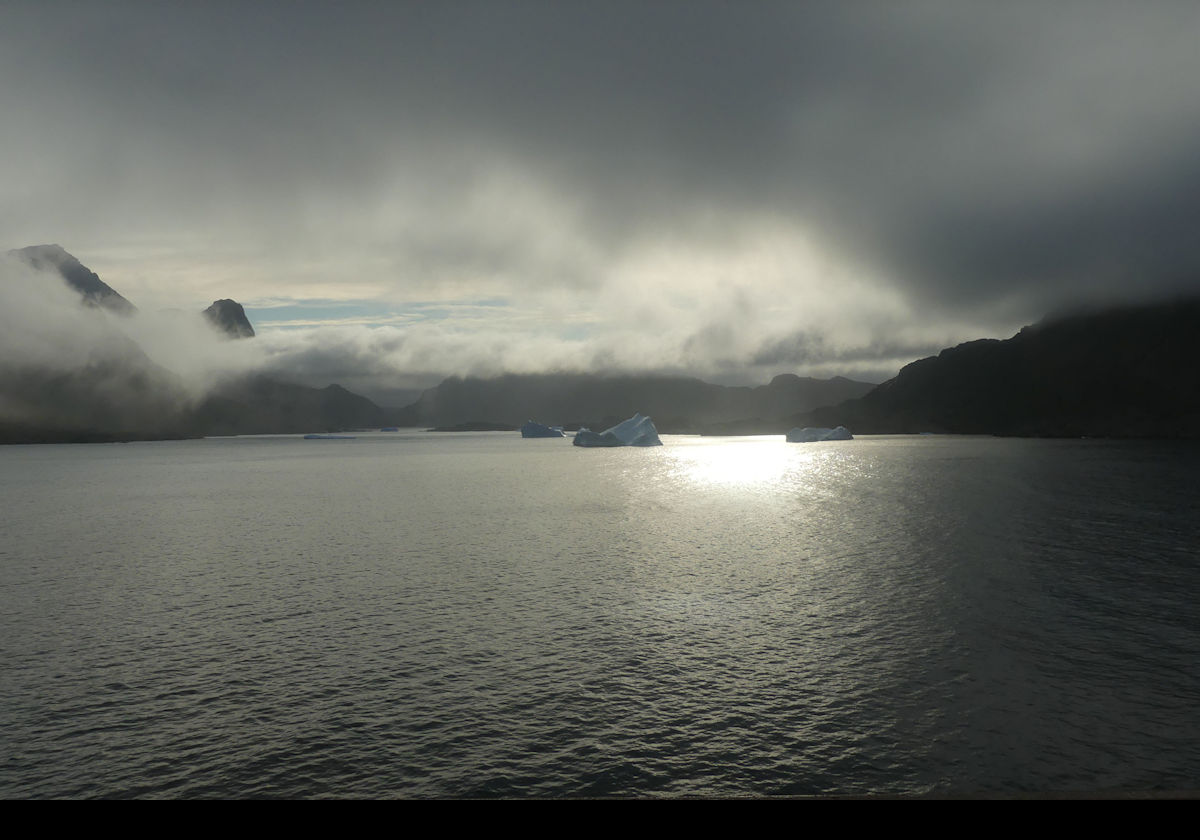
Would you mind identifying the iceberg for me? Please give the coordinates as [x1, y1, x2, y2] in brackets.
[786, 426, 853, 442]
[573, 413, 663, 447]
[521, 420, 565, 438]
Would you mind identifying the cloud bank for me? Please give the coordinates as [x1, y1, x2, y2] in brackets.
[5, 2, 1200, 392]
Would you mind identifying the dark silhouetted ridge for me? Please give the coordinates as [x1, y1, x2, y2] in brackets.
[395, 372, 875, 432]
[803, 297, 1200, 437]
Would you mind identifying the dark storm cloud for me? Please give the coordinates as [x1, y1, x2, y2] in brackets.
[884, 137, 1200, 308]
[4, 1, 1200, 382]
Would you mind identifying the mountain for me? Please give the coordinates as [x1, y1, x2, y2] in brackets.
[1, 248, 190, 441]
[1, 246, 387, 442]
[0, 337, 196, 443]
[203, 299, 255, 338]
[190, 377, 388, 435]
[395, 372, 875, 431]
[803, 297, 1200, 437]
[8, 244, 137, 314]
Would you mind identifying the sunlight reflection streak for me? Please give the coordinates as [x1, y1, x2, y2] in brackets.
[666, 437, 820, 489]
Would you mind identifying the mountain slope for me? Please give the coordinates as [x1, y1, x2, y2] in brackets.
[805, 298, 1200, 437]
[189, 377, 388, 435]
[9, 244, 137, 314]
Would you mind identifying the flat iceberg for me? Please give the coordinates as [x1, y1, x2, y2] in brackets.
[786, 426, 853, 442]
[573, 412, 663, 447]
[521, 420, 564, 438]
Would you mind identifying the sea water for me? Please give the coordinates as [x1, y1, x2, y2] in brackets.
[1, 432, 1198, 797]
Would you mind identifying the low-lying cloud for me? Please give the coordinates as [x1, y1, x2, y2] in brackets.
[5, 3, 1200, 399]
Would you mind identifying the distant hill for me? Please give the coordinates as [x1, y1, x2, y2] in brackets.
[0, 370, 391, 443]
[803, 297, 1200, 437]
[395, 372, 875, 431]
[190, 377, 388, 435]
[8, 244, 137, 314]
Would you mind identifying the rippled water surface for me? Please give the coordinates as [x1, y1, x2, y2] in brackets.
[2, 432, 1199, 797]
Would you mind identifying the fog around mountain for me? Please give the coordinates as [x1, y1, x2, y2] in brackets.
[0, 250, 387, 441]
[0, 247, 871, 440]
[5, 245, 1200, 442]
[9, 5, 1200, 395]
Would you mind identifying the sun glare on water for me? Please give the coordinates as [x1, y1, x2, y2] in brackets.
[665, 436, 817, 488]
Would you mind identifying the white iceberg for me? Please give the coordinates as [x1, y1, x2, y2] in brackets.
[521, 420, 565, 438]
[573, 413, 663, 447]
[786, 426, 853, 442]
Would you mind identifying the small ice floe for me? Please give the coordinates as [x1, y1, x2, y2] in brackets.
[785, 426, 852, 442]
[520, 420, 565, 438]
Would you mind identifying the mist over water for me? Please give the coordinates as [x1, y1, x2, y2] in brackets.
[2, 433, 1198, 798]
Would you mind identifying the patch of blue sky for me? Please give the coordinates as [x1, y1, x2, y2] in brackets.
[249, 297, 516, 329]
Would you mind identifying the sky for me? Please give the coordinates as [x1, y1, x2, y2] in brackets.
[5, 1, 1200, 403]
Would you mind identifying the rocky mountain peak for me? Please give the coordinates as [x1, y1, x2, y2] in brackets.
[202, 299, 255, 338]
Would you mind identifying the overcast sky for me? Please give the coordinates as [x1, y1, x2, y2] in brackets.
[5, 1, 1200, 396]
